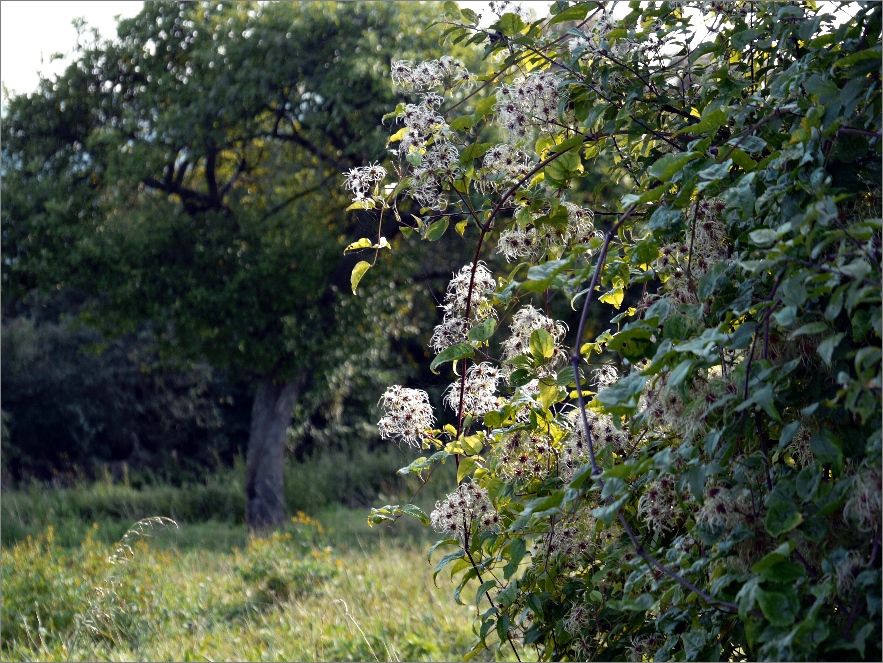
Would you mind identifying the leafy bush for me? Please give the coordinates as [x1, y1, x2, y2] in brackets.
[356, 1, 882, 660]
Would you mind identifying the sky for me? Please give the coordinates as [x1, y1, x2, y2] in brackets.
[1, 1, 144, 96]
[0, 1, 554, 98]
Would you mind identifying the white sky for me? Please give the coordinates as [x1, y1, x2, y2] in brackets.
[1, 1, 144, 96]
[0, 1, 554, 98]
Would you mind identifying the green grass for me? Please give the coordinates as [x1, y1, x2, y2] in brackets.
[0, 468, 526, 662]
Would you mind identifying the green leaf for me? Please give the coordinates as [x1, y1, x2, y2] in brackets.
[503, 538, 527, 580]
[648, 206, 682, 230]
[400, 504, 430, 526]
[817, 333, 844, 366]
[832, 45, 882, 68]
[765, 498, 802, 537]
[496, 613, 512, 642]
[548, 3, 589, 25]
[350, 261, 371, 294]
[648, 152, 699, 181]
[789, 321, 828, 338]
[673, 109, 727, 137]
[795, 465, 822, 502]
[530, 328, 555, 360]
[426, 217, 449, 241]
[497, 581, 517, 607]
[777, 420, 801, 450]
[668, 359, 694, 389]
[462, 435, 483, 455]
[495, 12, 525, 36]
[750, 542, 794, 573]
[756, 589, 798, 627]
[430, 342, 474, 374]
[759, 560, 805, 584]
[458, 456, 478, 483]
[449, 115, 475, 131]
[538, 378, 560, 409]
[468, 318, 497, 343]
[749, 228, 777, 246]
[591, 495, 629, 524]
[460, 142, 494, 164]
[434, 549, 466, 583]
[474, 96, 496, 120]
[730, 28, 761, 50]
[427, 538, 459, 562]
[621, 183, 668, 206]
[548, 135, 585, 155]
[544, 151, 583, 184]
[455, 219, 468, 237]
[484, 410, 503, 429]
[475, 580, 497, 605]
[809, 430, 842, 466]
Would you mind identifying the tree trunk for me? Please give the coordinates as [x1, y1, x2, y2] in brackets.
[245, 373, 306, 532]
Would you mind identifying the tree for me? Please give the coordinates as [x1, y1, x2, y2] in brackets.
[358, 1, 881, 660]
[2, 1, 444, 529]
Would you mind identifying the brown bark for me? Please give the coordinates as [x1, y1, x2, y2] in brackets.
[245, 373, 306, 531]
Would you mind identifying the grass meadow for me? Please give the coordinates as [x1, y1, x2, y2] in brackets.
[1, 462, 519, 662]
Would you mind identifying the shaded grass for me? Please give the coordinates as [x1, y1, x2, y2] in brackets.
[1, 449, 456, 549]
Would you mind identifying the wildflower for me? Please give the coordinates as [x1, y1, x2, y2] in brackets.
[496, 227, 538, 262]
[563, 602, 592, 637]
[488, 0, 530, 21]
[390, 57, 472, 92]
[377, 385, 435, 447]
[480, 144, 535, 193]
[835, 550, 867, 598]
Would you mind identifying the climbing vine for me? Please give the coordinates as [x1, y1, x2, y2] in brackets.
[348, 1, 881, 660]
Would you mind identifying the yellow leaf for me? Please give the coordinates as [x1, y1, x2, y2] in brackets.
[344, 237, 372, 253]
[346, 199, 375, 211]
[386, 127, 408, 144]
[599, 287, 625, 309]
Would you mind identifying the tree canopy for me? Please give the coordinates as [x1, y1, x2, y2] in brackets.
[3, 1, 440, 379]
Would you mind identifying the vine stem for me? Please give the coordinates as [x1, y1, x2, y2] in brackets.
[569, 203, 739, 613]
[462, 541, 523, 662]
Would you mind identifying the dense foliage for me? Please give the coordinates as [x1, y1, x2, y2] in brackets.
[356, 1, 882, 660]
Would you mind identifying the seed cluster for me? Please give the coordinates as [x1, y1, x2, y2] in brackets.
[495, 70, 560, 141]
[430, 263, 496, 354]
[444, 362, 501, 416]
[430, 482, 500, 547]
[377, 385, 435, 448]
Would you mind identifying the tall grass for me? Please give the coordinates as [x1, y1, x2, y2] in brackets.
[0, 454, 497, 661]
[1, 510, 498, 661]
